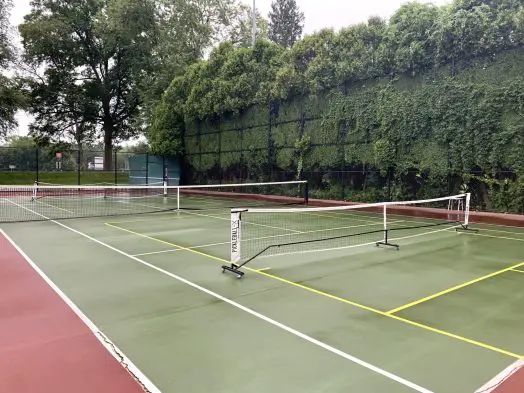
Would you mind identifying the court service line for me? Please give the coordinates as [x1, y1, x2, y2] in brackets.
[459, 231, 524, 243]
[120, 200, 305, 235]
[323, 209, 524, 237]
[7, 210, 434, 393]
[0, 228, 162, 393]
[302, 211, 383, 225]
[36, 200, 76, 214]
[386, 259, 524, 315]
[182, 210, 305, 234]
[129, 219, 408, 257]
[105, 223, 522, 359]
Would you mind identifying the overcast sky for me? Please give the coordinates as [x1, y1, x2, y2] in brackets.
[8, 0, 452, 138]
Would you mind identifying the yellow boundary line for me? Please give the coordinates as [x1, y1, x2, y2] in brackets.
[105, 222, 523, 360]
[511, 269, 524, 274]
[387, 260, 524, 315]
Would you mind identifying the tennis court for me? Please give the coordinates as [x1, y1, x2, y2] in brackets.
[1, 182, 523, 393]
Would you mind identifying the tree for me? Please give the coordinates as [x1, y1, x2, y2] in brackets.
[0, 136, 37, 172]
[0, 0, 24, 138]
[19, 0, 157, 170]
[27, 72, 98, 149]
[139, 0, 246, 128]
[268, 0, 304, 48]
[387, 2, 441, 75]
[229, 4, 269, 48]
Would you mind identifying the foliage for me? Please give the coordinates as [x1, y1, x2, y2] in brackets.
[268, 0, 304, 48]
[0, 0, 14, 67]
[151, 0, 524, 213]
[140, 0, 245, 123]
[0, 0, 25, 138]
[229, 5, 269, 48]
[20, 0, 158, 170]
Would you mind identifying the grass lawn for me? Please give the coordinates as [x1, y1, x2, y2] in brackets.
[0, 171, 129, 185]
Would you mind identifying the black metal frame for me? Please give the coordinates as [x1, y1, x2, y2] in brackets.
[222, 219, 480, 278]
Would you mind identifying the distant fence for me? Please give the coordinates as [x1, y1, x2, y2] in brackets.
[0, 147, 180, 186]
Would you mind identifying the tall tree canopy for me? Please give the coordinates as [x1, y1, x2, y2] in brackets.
[20, 0, 157, 169]
[229, 5, 268, 48]
[268, 0, 304, 48]
[140, 0, 243, 123]
[0, 0, 24, 138]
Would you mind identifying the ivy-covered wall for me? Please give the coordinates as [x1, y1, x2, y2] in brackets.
[183, 49, 524, 213]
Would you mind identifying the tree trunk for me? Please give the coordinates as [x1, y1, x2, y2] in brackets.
[103, 120, 114, 171]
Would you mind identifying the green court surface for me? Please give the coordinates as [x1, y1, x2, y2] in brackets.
[1, 196, 523, 393]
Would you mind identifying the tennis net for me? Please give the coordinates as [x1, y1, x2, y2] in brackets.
[223, 193, 475, 277]
[0, 180, 308, 223]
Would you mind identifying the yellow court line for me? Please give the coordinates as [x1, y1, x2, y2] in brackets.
[105, 222, 523, 360]
[511, 269, 524, 274]
[387, 260, 524, 315]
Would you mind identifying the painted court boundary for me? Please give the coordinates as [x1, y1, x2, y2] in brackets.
[6, 201, 434, 392]
[387, 257, 524, 314]
[475, 359, 524, 393]
[105, 222, 523, 360]
[0, 228, 161, 393]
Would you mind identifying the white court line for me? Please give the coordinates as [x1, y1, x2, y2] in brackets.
[181, 210, 304, 234]
[118, 201, 304, 234]
[36, 200, 76, 214]
[253, 225, 460, 261]
[475, 359, 524, 393]
[0, 228, 161, 393]
[130, 220, 404, 257]
[322, 210, 524, 236]
[302, 211, 385, 225]
[7, 200, 433, 393]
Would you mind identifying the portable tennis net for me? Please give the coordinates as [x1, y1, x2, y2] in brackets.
[0, 181, 308, 222]
[222, 193, 477, 278]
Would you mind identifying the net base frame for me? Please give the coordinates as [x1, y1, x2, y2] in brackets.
[222, 193, 479, 279]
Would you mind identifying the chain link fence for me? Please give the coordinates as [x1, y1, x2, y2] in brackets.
[0, 147, 180, 186]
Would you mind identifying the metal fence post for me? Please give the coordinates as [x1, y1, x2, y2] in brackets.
[162, 155, 166, 185]
[145, 152, 149, 185]
[35, 148, 39, 184]
[114, 151, 118, 185]
[77, 150, 81, 185]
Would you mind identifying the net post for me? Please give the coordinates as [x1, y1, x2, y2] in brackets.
[35, 148, 39, 184]
[304, 181, 309, 205]
[31, 181, 37, 201]
[456, 192, 478, 232]
[163, 181, 168, 198]
[177, 187, 180, 210]
[114, 151, 118, 185]
[376, 204, 399, 249]
[222, 209, 245, 278]
[464, 192, 470, 227]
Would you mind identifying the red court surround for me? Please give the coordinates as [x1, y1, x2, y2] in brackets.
[0, 231, 150, 393]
